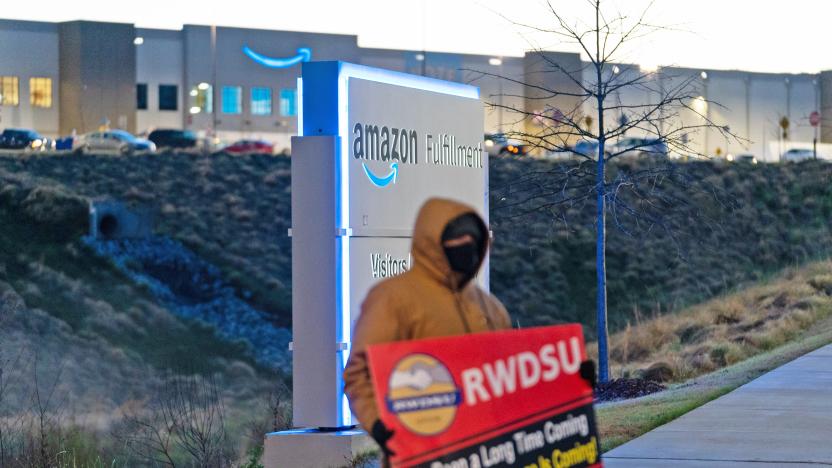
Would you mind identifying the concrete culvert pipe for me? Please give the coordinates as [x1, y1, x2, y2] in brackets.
[89, 200, 154, 240]
[98, 213, 119, 239]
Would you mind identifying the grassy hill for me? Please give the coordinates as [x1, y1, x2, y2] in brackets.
[602, 259, 832, 381]
[2, 152, 832, 464]
[0, 169, 282, 466]
[489, 157, 832, 335]
[3, 154, 832, 339]
[596, 259, 832, 451]
[0, 153, 293, 327]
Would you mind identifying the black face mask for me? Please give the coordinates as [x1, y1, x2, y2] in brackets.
[441, 213, 486, 287]
[444, 242, 481, 280]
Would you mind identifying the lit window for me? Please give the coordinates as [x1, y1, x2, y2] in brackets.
[279, 88, 297, 117]
[251, 87, 272, 116]
[190, 83, 212, 113]
[137, 83, 148, 110]
[159, 84, 178, 111]
[29, 77, 52, 108]
[222, 86, 242, 114]
[0, 76, 19, 106]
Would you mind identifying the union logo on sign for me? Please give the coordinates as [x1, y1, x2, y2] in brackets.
[385, 354, 461, 435]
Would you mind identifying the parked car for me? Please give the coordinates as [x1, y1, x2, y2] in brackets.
[501, 139, 533, 156]
[73, 130, 156, 155]
[726, 153, 758, 164]
[610, 137, 668, 157]
[0, 128, 54, 151]
[147, 129, 198, 150]
[782, 148, 815, 162]
[221, 139, 275, 155]
[484, 133, 508, 157]
[571, 139, 611, 159]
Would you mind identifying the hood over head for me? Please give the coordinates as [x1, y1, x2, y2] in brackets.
[411, 198, 489, 290]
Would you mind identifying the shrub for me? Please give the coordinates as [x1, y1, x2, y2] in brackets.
[808, 274, 832, 295]
[18, 186, 88, 238]
[640, 361, 674, 382]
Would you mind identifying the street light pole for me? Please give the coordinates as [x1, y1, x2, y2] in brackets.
[498, 59, 503, 130]
[211, 24, 218, 145]
[702, 72, 709, 156]
[421, 0, 427, 77]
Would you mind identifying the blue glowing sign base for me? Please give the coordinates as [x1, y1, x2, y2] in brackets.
[263, 427, 375, 468]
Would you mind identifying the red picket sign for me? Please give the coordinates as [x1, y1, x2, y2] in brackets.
[366, 324, 603, 468]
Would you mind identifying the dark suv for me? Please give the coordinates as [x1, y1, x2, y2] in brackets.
[147, 129, 198, 150]
[0, 128, 52, 150]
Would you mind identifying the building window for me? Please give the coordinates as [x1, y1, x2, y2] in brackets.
[251, 87, 272, 116]
[159, 84, 178, 111]
[29, 77, 52, 108]
[279, 88, 297, 116]
[0, 76, 19, 106]
[189, 83, 212, 114]
[137, 83, 148, 110]
[222, 86, 242, 114]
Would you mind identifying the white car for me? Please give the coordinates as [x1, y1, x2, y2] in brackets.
[782, 148, 815, 162]
[610, 137, 668, 158]
[726, 153, 758, 164]
[74, 130, 156, 155]
[484, 133, 507, 157]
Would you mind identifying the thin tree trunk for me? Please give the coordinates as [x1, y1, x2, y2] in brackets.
[595, 151, 610, 383]
[594, 0, 610, 383]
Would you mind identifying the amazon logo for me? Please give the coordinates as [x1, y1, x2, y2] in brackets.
[352, 123, 418, 188]
[243, 45, 312, 68]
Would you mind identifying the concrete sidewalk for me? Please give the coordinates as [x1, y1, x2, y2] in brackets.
[604, 344, 832, 467]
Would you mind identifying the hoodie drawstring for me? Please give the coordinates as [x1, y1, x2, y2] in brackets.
[476, 288, 496, 331]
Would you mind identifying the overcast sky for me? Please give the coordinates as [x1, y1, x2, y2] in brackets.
[10, 0, 829, 74]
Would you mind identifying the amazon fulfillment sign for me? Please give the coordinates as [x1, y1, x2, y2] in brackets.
[290, 62, 487, 429]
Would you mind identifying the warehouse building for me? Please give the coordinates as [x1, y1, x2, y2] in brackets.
[0, 18, 828, 160]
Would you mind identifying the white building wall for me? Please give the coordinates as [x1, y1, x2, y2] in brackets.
[787, 76, 819, 147]
[0, 20, 60, 137]
[359, 49, 527, 136]
[357, 48, 409, 72]
[749, 75, 788, 161]
[577, 64, 821, 161]
[136, 28, 184, 133]
[472, 57, 525, 136]
[704, 71, 746, 156]
[604, 64, 662, 141]
[1, 18, 831, 153]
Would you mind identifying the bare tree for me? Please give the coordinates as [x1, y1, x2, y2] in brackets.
[240, 380, 291, 468]
[117, 372, 231, 468]
[0, 290, 28, 467]
[161, 374, 230, 467]
[0, 353, 71, 468]
[245, 379, 290, 442]
[474, 0, 737, 381]
[118, 402, 179, 467]
[0, 351, 25, 467]
[29, 359, 66, 468]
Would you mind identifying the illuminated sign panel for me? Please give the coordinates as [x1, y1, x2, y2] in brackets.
[345, 78, 485, 228]
[291, 62, 485, 428]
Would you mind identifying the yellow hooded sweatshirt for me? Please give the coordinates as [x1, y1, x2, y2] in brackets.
[343, 197, 512, 431]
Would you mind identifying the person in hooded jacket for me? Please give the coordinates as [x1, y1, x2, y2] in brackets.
[343, 197, 596, 461]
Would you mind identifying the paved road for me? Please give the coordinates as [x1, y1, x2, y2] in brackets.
[604, 344, 832, 467]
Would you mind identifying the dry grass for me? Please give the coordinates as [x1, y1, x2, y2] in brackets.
[588, 260, 832, 383]
[598, 301, 832, 452]
[0, 169, 284, 465]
